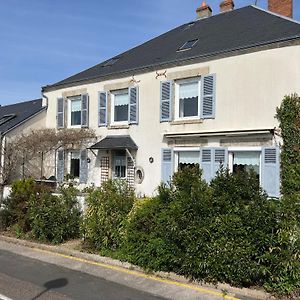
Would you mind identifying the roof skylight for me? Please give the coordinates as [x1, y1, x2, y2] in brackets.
[177, 39, 198, 52]
[103, 57, 120, 67]
[0, 114, 16, 126]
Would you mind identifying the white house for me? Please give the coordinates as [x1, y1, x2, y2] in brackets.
[42, 0, 300, 197]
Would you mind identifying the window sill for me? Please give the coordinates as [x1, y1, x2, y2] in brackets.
[170, 119, 203, 125]
[108, 124, 130, 130]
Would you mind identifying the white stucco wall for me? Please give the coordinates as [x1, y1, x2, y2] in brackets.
[44, 45, 300, 195]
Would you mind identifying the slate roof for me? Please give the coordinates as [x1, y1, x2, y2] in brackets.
[0, 99, 44, 135]
[89, 135, 138, 150]
[43, 5, 300, 91]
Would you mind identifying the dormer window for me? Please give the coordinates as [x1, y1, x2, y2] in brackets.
[0, 114, 16, 126]
[103, 57, 120, 67]
[177, 39, 198, 52]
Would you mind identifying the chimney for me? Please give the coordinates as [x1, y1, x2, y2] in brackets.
[268, 0, 293, 18]
[220, 0, 235, 13]
[196, 1, 212, 20]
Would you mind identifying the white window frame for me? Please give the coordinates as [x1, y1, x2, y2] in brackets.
[174, 147, 201, 172]
[68, 96, 82, 128]
[68, 150, 81, 181]
[174, 77, 201, 120]
[111, 89, 129, 125]
[112, 152, 127, 179]
[228, 147, 262, 185]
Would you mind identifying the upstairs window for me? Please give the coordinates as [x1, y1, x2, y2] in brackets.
[113, 89, 129, 123]
[175, 78, 200, 119]
[70, 96, 81, 126]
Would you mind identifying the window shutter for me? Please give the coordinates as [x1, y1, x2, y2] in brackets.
[57, 149, 64, 182]
[201, 74, 216, 119]
[201, 147, 227, 182]
[57, 98, 64, 129]
[79, 149, 88, 184]
[129, 86, 138, 124]
[81, 94, 89, 127]
[261, 147, 280, 198]
[161, 148, 173, 183]
[98, 92, 108, 126]
[160, 81, 172, 122]
[213, 148, 228, 175]
[201, 148, 213, 182]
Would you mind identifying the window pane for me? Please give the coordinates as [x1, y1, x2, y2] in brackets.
[71, 159, 80, 177]
[179, 82, 198, 117]
[114, 154, 127, 178]
[114, 92, 129, 122]
[71, 99, 81, 125]
[115, 104, 128, 122]
[178, 151, 199, 171]
[71, 111, 81, 125]
[233, 151, 260, 175]
[71, 99, 81, 112]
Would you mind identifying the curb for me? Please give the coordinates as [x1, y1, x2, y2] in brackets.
[0, 235, 272, 300]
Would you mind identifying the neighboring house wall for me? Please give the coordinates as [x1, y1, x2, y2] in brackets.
[44, 45, 300, 196]
[2, 110, 48, 182]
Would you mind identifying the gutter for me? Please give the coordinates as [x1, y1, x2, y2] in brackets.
[164, 128, 274, 138]
[42, 35, 300, 92]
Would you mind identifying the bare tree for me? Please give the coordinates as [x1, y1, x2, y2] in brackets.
[0, 128, 96, 185]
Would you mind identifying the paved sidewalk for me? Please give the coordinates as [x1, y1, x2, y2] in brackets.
[0, 236, 270, 300]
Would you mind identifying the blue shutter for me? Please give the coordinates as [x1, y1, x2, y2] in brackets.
[57, 98, 64, 129]
[98, 92, 108, 126]
[213, 148, 228, 176]
[201, 148, 213, 182]
[201, 74, 216, 119]
[57, 149, 64, 182]
[81, 93, 89, 127]
[160, 81, 172, 122]
[261, 147, 280, 198]
[161, 148, 173, 183]
[201, 148, 228, 182]
[129, 86, 138, 124]
[80, 149, 88, 184]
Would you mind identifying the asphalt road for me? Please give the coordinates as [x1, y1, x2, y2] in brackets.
[0, 250, 166, 300]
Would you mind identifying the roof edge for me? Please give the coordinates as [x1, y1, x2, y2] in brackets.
[1, 106, 47, 136]
[250, 5, 300, 26]
[42, 36, 300, 93]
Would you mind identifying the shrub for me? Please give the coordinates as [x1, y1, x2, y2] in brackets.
[82, 180, 135, 252]
[29, 186, 81, 244]
[1, 178, 40, 233]
[122, 168, 296, 293]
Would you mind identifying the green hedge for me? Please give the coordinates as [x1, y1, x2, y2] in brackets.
[82, 180, 135, 252]
[0, 179, 82, 244]
[119, 168, 299, 296]
[29, 187, 81, 244]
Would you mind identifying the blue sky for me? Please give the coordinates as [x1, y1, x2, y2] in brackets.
[0, 0, 299, 105]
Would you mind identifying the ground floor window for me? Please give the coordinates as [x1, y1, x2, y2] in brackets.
[70, 151, 80, 178]
[177, 151, 199, 171]
[230, 151, 260, 180]
[113, 151, 127, 179]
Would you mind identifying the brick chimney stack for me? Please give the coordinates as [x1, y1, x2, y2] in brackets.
[196, 1, 212, 19]
[268, 0, 293, 18]
[220, 0, 235, 13]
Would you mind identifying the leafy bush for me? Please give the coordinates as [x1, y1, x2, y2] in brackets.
[276, 93, 300, 196]
[29, 187, 81, 244]
[82, 180, 135, 252]
[121, 168, 296, 294]
[0, 178, 40, 232]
